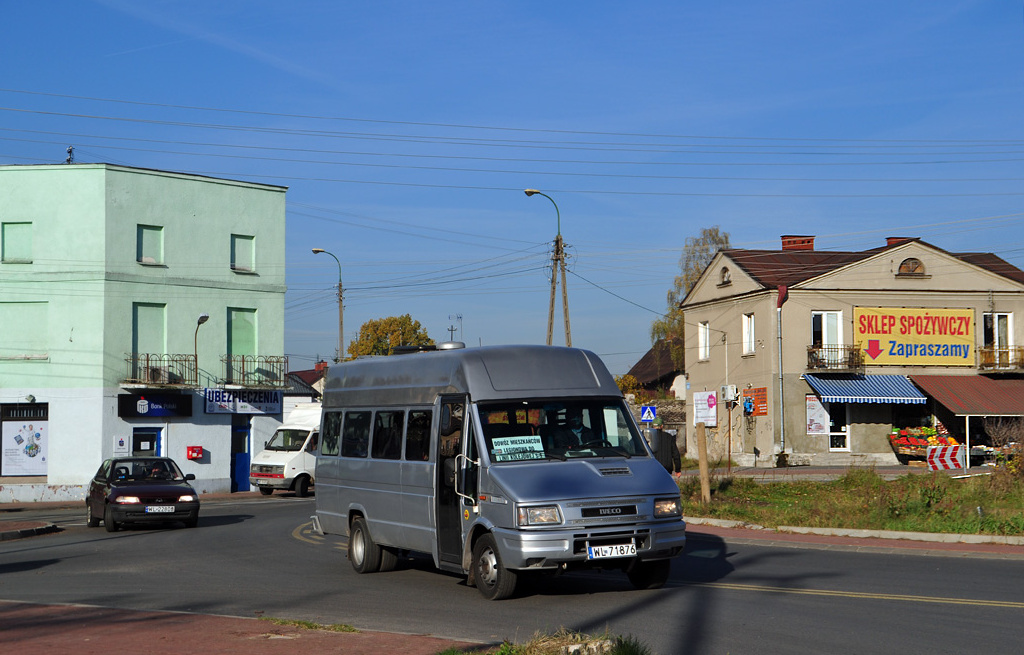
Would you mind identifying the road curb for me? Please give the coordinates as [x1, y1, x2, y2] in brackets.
[684, 516, 1024, 546]
[0, 522, 60, 541]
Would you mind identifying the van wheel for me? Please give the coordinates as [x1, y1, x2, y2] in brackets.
[258, 487, 274, 496]
[294, 476, 310, 497]
[473, 534, 517, 600]
[626, 559, 671, 590]
[86, 502, 100, 528]
[349, 517, 381, 573]
[103, 505, 119, 533]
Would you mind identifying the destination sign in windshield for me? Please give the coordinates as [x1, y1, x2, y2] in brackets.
[491, 435, 546, 462]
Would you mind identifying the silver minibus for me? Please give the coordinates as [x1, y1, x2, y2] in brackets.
[312, 343, 686, 599]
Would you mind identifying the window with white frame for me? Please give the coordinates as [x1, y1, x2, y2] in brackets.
[983, 312, 1014, 367]
[742, 313, 755, 355]
[698, 321, 710, 361]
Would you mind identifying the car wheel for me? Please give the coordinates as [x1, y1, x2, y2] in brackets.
[626, 559, 671, 590]
[349, 517, 381, 574]
[258, 487, 274, 496]
[294, 476, 310, 497]
[86, 501, 100, 528]
[103, 505, 119, 533]
[472, 533, 517, 600]
[184, 511, 199, 528]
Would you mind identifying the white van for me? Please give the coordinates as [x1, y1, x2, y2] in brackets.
[250, 402, 321, 496]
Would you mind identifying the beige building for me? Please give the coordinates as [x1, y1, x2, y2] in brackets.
[680, 236, 1024, 467]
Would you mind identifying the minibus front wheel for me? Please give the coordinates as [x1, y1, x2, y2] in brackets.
[472, 534, 518, 600]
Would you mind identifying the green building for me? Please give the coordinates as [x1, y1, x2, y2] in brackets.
[0, 164, 287, 501]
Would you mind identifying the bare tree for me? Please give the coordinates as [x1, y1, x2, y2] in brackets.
[650, 226, 731, 369]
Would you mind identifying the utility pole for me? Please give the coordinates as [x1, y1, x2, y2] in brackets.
[525, 189, 571, 346]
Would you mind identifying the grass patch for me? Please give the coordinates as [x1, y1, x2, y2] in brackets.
[680, 467, 1024, 535]
[258, 617, 358, 633]
[438, 628, 652, 655]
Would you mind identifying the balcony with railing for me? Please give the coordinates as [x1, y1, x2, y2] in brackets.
[124, 353, 198, 387]
[978, 346, 1024, 371]
[806, 344, 865, 372]
[221, 355, 289, 388]
[124, 353, 289, 388]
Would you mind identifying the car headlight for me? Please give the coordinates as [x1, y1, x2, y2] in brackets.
[178, 494, 196, 502]
[654, 497, 682, 518]
[115, 496, 141, 504]
[517, 505, 562, 527]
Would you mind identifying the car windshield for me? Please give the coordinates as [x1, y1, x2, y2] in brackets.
[477, 398, 649, 463]
[112, 459, 185, 482]
[265, 429, 309, 452]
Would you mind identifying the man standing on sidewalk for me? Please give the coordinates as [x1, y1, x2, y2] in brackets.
[648, 417, 681, 476]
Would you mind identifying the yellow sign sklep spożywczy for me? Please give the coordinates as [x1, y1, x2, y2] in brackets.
[853, 307, 975, 366]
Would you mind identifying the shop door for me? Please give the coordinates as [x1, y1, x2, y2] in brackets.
[132, 428, 161, 456]
[231, 416, 251, 492]
[827, 403, 849, 451]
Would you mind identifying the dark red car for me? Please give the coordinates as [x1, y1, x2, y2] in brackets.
[86, 457, 200, 532]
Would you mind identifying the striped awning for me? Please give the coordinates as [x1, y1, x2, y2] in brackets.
[804, 374, 927, 404]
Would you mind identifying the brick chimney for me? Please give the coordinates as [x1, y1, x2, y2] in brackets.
[781, 235, 815, 251]
[886, 237, 914, 247]
[314, 360, 329, 375]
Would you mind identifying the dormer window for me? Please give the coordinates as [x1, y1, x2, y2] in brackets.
[718, 266, 732, 286]
[897, 257, 927, 277]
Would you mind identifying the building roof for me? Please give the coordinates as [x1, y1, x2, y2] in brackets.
[720, 238, 1024, 289]
[910, 375, 1024, 417]
[627, 338, 683, 386]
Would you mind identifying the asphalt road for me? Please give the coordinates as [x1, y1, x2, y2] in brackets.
[2, 495, 1023, 654]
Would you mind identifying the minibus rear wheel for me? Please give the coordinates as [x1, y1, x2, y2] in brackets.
[349, 517, 382, 573]
[472, 534, 518, 600]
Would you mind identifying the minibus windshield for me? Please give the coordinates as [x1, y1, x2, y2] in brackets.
[477, 399, 649, 462]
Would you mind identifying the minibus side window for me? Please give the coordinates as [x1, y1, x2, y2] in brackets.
[405, 410, 432, 461]
[371, 410, 404, 460]
[321, 412, 341, 456]
[341, 411, 371, 458]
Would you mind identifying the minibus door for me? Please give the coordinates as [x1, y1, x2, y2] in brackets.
[436, 396, 468, 564]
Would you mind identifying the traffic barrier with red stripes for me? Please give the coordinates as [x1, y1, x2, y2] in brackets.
[927, 445, 965, 470]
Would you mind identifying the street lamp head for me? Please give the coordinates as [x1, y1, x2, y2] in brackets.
[197, 313, 209, 326]
[312, 248, 325, 254]
[524, 189, 540, 197]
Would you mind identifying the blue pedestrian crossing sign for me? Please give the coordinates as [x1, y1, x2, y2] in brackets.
[640, 406, 657, 422]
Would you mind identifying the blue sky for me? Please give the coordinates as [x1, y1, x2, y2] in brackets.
[3, 1, 1023, 374]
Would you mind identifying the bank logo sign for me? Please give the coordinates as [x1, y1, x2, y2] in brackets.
[854, 307, 974, 366]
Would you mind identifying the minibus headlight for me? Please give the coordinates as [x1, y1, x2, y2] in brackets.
[654, 497, 682, 518]
[517, 505, 562, 527]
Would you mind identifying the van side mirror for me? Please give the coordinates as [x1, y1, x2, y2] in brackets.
[184, 473, 196, 481]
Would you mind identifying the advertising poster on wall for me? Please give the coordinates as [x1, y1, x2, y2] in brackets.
[2, 420, 48, 475]
[741, 387, 768, 416]
[692, 390, 718, 427]
[854, 306, 975, 367]
[806, 394, 830, 435]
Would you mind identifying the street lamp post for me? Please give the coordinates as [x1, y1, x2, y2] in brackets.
[312, 248, 344, 362]
[194, 313, 209, 385]
[525, 189, 571, 346]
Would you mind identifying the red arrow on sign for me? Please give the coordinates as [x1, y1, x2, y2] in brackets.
[864, 340, 884, 359]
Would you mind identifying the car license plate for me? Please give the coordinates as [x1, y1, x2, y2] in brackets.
[145, 505, 175, 513]
[587, 542, 636, 560]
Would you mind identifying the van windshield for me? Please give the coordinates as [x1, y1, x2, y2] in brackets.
[477, 399, 649, 462]
[265, 429, 309, 452]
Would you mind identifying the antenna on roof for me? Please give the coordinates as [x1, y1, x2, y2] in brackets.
[65, 146, 74, 164]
